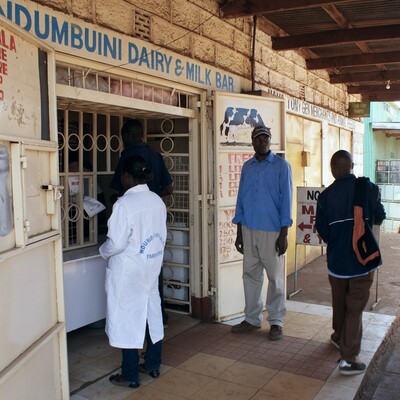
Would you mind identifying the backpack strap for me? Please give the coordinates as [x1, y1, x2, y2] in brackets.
[352, 177, 381, 267]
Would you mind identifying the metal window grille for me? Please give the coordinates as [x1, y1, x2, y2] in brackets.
[58, 109, 122, 250]
[147, 118, 192, 313]
[56, 64, 191, 109]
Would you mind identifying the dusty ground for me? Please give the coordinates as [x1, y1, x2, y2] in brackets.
[286, 232, 400, 316]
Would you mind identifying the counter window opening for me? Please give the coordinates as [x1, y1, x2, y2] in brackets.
[56, 63, 196, 314]
[56, 64, 193, 252]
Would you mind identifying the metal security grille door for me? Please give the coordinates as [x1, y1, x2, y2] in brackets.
[0, 17, 68, 400]
[147, 118, 192, 313]
[58, 110, 122, 250]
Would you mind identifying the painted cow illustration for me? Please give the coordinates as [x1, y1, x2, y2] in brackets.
[220, 107, 265, 138]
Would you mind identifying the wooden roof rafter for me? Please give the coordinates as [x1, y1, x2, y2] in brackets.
[272, 25, 400, 51]
[307, 52, 400, 70]
[330, 70, 400, 84]
[220, 0, 400, 101]
[221, 0, 353, 19]
[347, 84, 400, 94]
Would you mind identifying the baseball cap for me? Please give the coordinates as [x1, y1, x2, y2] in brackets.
[251, 125, 271, 139]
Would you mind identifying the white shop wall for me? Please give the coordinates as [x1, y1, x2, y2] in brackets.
[214, 91, 286, 321]
[0, 16, 68, 399]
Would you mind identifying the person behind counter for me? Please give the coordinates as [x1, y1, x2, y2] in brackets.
[111, 118, 173, 327]
[100, 155, 167, 388]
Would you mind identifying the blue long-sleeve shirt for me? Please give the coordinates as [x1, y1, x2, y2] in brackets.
[232, 151, 293, 232]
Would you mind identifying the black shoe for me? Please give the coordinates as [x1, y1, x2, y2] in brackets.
[339, 360, 366, 376]
[109, 373, 140, 388]
[231, 320, 261, 333]
[138, 363, 160, 378]
[269, 325, 283, 341]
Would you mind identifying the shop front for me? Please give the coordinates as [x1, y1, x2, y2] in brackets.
[1, 1, 366, 397]
[0, 0, 366, 328]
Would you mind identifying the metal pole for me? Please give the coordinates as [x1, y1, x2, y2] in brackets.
[288, 244, 302, 299]
[370, 225, 381, 310]
[370, 268, 381, 310]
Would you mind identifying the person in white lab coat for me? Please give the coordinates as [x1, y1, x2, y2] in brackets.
[99, 155, 167, 388]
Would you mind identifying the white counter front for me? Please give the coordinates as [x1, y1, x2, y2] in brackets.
[63, 247, 107, 332]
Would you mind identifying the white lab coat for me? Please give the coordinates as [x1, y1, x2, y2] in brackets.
[99, 184, 167, 349]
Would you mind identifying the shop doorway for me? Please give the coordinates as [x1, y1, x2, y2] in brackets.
[54, 64, 205, 392]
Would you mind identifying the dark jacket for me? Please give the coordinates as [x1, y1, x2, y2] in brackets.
[111, 142, 172, 195]
[316, 174, 386, 277]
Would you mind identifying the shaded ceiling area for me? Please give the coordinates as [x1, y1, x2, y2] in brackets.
[220, 0, 400, 102]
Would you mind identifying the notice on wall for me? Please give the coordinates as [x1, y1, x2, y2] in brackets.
[218, 208, 242, 264]
[218, 151, 253, 206]
[296, 187, 326, 246]
[0, 22, 41, 138]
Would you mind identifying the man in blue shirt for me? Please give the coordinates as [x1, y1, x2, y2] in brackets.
[232, 125, 293, 340]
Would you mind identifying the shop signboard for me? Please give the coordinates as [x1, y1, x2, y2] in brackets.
[348, 101, 370, 118]
[296, 187, 326, 246]
[0, 0, 241, 92]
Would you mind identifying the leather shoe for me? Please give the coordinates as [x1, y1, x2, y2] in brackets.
[109, 373, 140, 388]
[138, 363, 160, 378]
[269, 325, 283, 340]
[231, 320, 261, 333]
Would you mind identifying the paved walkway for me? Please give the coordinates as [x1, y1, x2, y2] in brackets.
[69, 301, 395, 400]
[287, 232, 400, 317]
[357, 316, 400, 400]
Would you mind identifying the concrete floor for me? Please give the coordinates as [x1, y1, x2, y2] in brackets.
[68, 231, 400, 400]
[287, 232, 400, 316]
[69, 305, 394, 400]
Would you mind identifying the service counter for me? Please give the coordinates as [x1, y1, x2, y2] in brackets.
[63, 246, 107, 332]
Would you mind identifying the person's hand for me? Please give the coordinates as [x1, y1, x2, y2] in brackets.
[235, 235, 244, 254]
[235, 224, 244, 254]
[275, 233, 288, 256]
